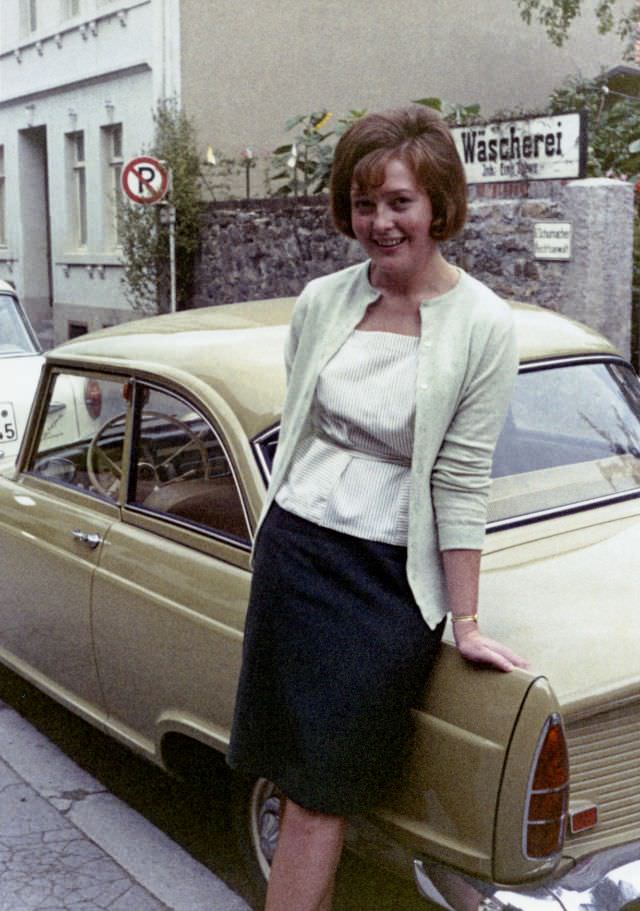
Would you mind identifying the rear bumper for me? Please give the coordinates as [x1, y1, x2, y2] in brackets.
[414, 839, 640, 911]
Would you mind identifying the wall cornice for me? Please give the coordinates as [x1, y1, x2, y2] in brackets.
[0, 62, 151, 109]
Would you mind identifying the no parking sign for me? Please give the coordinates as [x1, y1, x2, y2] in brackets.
[121, 155, 176, 311]
[121, 156, 170, 205]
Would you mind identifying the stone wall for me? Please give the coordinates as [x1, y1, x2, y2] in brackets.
[194, 178, 635, 358]
[193, 197, 363, 307]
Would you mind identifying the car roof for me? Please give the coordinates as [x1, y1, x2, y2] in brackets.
[47, 296, 620, 439]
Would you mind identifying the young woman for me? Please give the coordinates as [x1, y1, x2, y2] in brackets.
[228, 105, 529, 911]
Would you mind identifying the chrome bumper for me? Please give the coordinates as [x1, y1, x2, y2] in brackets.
[414, 840, 640, 911]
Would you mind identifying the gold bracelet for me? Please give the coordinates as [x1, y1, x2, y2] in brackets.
[451, 613, 478, 624]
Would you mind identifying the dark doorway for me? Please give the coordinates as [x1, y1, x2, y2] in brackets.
[18, 125, 53, 333]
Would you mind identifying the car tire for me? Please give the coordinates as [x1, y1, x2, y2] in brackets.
[230, 774, 282, 908]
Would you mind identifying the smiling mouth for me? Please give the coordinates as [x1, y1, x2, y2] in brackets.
[374, 238, 405, 248]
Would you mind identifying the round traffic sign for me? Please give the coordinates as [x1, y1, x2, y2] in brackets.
[121, 156, 170, 205]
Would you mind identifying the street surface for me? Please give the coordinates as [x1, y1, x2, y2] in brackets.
[0, 665, 429, 910]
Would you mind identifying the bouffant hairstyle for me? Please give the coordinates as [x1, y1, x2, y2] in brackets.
[330, 106, 467, 242]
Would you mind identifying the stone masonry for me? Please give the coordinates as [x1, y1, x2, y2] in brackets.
[193, 178, 635, 358]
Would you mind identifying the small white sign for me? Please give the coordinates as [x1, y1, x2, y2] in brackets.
[534, 222, 573, 260]
[452, 112, 584, 184]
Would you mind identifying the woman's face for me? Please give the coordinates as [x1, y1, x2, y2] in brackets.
[350, 157, 438, 278]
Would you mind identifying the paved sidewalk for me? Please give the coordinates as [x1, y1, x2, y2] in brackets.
[0, 702, 250, 911]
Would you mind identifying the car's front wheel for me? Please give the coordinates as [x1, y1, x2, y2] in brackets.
[231, 775, 282, 906]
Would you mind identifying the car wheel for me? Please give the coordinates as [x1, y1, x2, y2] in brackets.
[231, 775, 282, 907]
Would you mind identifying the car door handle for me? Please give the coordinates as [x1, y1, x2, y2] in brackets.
[71, 529, 103, 550]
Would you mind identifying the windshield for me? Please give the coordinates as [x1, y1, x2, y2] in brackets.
[0, 293, 40, 357]
[489, 359, 640, 522]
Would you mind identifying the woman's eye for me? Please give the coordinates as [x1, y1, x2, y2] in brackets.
[354, 199, 373, 211]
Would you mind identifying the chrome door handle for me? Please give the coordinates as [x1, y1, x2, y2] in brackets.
[71, 529, 102, 550]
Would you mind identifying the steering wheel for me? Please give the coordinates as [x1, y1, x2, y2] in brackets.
[87, 410, 209, 498]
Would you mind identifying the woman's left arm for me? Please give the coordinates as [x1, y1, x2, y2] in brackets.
[433, 307, 528, 671]
[442, 549, 529, 672]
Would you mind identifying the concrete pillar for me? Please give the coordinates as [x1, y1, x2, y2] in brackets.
[563, 178, 635, 359]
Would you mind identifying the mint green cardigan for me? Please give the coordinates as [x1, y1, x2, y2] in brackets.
[260, 261, 518, 629]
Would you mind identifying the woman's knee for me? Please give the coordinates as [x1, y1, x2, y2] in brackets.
[281, 798, 345, 845]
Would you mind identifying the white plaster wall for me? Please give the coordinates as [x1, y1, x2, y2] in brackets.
[0, 0, 182, 341]
[1, 1, 154, 99]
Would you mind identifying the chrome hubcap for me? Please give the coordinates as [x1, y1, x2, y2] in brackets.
[251, 780, 282, 878]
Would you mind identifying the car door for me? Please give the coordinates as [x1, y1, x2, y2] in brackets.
[91, 379, 252, 758]
[0, 369, 129, 709]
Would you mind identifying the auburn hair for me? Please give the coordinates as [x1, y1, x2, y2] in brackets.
[330, 106, 467, 241]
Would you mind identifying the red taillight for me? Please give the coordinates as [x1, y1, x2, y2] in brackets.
[524, 714, 569, 859]
[84, 378, 102, 419]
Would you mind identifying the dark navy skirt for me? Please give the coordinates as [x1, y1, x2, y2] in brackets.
[227, 503, 444, 816]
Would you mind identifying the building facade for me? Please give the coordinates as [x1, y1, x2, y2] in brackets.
[0, 0, 180, 341]
[0, 0, 627, 343]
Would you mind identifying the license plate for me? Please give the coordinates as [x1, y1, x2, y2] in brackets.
[0, 403, 18, 443]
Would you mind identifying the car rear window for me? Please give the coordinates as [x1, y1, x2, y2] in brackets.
[489, 359, 640, 523]
[253, 358, 640, 526]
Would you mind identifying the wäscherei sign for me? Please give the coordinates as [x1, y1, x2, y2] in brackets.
[451, 112, 586, 184]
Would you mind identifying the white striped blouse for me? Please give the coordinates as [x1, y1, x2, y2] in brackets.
[275, 329, 419, 545]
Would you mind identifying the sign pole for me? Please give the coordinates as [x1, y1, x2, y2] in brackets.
[156, 203, 177, 313]
[168, 206, 176, 314]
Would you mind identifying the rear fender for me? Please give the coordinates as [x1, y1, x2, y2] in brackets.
[372, 644, 554, 881]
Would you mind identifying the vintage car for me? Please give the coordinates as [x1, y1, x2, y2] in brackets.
[0, 279, 45, 471]
[0, 280, 108, 473]
[0, 295, 639, 911]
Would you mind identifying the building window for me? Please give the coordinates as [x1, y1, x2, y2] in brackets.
[68, 321, 88, 339]
[0, 147, 5, 248]
[102, 123, 123, 248]
[67, 131, 87, 249]
[64, 0, 81, 18]
[20, 0, 38, 35]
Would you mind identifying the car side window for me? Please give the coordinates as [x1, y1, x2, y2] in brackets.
[30, 372, 127, 502]
[129, 384, 249, 543]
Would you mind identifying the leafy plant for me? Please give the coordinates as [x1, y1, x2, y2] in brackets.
[267, 109, 366, 196]
[413, 97, 482, 125]
[547, 72, 640, 176]
[513, 0, 640, 56]
[118, 99, 203, 313]
[267, 110, 336, 196]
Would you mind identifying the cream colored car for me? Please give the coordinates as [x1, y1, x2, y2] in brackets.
[1, 297, 639, 910]
[0, 280, 44, 471]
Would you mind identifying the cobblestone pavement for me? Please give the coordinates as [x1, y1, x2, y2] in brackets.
[0, 701, 250, 911]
